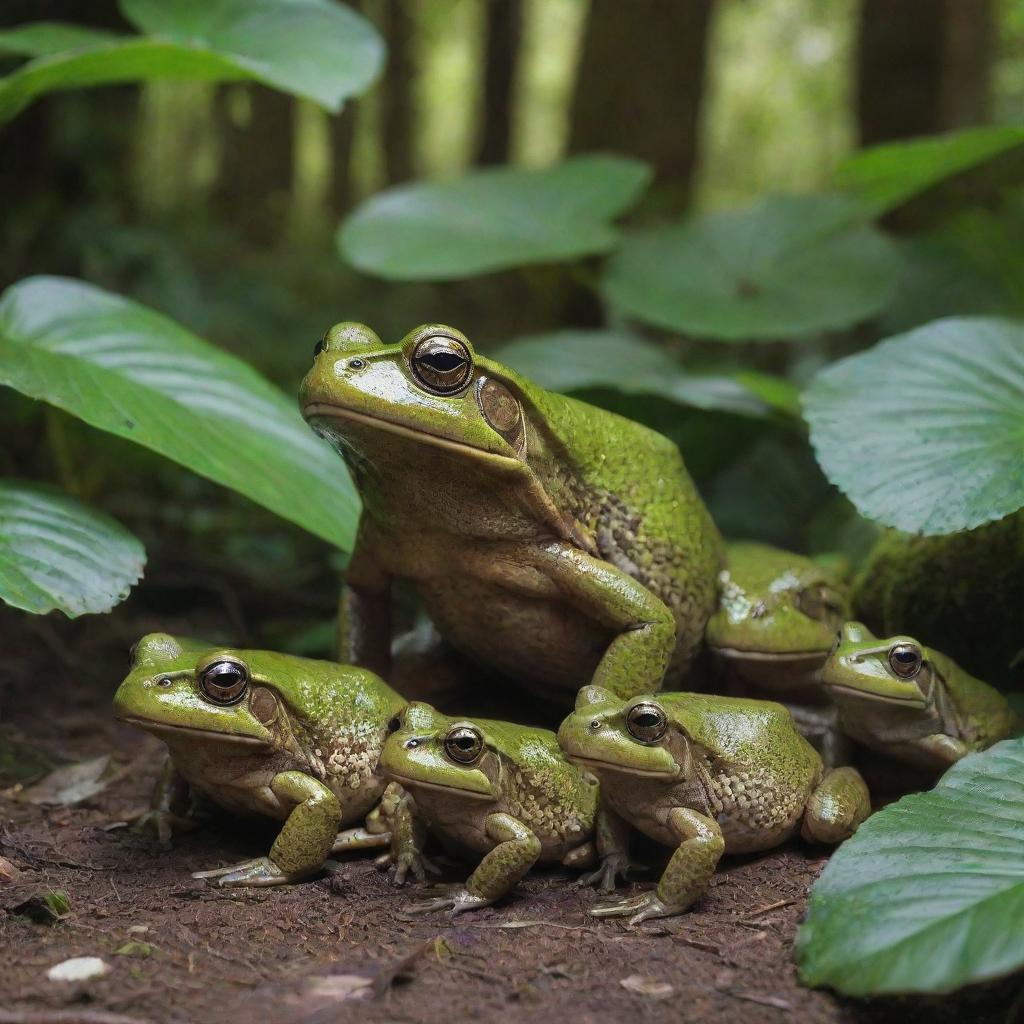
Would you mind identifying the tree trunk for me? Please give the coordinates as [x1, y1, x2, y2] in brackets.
[568, 0, 715, 214]
[379, 0, 415, 184]
[477, 0, 522, 165]
[856, 0, 993, 146]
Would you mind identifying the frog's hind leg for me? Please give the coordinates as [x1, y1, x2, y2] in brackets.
[801, 766, 871, 845]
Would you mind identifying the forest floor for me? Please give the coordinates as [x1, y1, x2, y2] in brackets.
[0, 608, 1019, 1024]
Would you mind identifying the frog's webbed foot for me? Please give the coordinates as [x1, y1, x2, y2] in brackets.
[192, 856, 304, 888]
[131, 809, 198, 847]
[404, 883, 492, 916]
[589, 890, 680, 925]
[575, 853, 642, 893]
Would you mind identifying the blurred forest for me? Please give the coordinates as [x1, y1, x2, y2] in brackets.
[2, 0, 1022, 657]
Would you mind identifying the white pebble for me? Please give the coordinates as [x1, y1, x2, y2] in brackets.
[47, 956, 110, 982]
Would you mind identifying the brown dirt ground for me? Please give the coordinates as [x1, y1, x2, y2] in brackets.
[1, 608, 1020, 1024]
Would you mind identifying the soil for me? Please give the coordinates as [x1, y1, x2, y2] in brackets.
[0, 607, 1019, 1024]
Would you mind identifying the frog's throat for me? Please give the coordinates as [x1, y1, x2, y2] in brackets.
[304, 403, 521, 472]
[117, 716, 271, 746]
[568, 755, 678, 780]
[823, 683, 927, 708]
[710, 647, 828, 662]
[384, 772, 495, 800]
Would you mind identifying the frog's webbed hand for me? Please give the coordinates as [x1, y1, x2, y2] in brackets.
[193, 771, 340, 887]
[537, 541, 676, 699]
[338, 517, 392, 677]
[575, 806, 639, 893]
[802, 766, 871, 845]
[405, 812, 541, 915]
[591, 807, 724, 924]
[371, 784, 439, 885]
[132, 757, 197, 847]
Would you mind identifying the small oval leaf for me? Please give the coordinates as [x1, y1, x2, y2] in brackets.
[804, 317, 1024, 535]
[798, 738, 1024, 996]
[339, 155, 652, 280]
[0, 481, 145, 617]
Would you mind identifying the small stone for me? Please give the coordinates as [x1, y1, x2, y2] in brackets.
[47, 956, 110, 982]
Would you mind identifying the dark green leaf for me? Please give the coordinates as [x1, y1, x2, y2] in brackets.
[0, 481, 144, 617]
[0, 277, 358, 550]
[338, 156, 652, 280]
[804, 317, 1024, 534]
[494, 330, 796, 418]
[798, 738, 1024, 995]
[602, 195, 900, 340]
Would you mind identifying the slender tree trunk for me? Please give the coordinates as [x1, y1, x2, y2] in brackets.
[379, 0, 415, 184]
[477, 0, 522, 165]
[569, 0, 715, 214]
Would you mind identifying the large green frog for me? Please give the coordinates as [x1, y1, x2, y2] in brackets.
[300, 323, 723, 701]
[557, 686, 870, 924]
[113, 633, 418, 886]
[378, 702, 614, 914]
[820, 622, 1022, 772]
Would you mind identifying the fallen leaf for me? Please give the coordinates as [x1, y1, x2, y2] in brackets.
[620, 974, 675, 1000]
[127, 924, 150, 934]
[306, 973, 374, 1003]
[12, 888, 71, 923]
[114, 941, 153, 958]
[21, 755, 112, 806]
[0, 855, 17, 882]
[47, 956, 110, 982]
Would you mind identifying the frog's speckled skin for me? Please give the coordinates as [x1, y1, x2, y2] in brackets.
[113, 633, 409, 886]
[300, 323, 723, 701]
[706, 543, 849, 696]
[378, 702, 603, 913]
[821, 622, 1022, 773]
[557, 686, 870, 923]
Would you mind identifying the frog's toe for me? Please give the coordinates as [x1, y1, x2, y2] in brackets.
[576, 855, 642, 893]
[394, 851, 441, 886]
[192, 856, 294, 887]
[405, 884, 490, 915]
[589, 892, 649, 918]
[132, 810, 195, 847]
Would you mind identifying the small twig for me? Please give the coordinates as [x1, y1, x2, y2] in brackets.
[742, 898, 796, 920]
[0, 1012, 153, 1024]
[722, 990, 792, 1011]
[677, 937, 721, 954]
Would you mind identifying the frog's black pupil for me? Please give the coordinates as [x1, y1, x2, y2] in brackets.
[895, 651, 917, 664]
[455, 736, 475, 750]
[419, 351, 465, 372]
[635, 713, 659, 728]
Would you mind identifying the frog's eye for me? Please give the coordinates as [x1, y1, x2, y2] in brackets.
[626, 702, 667, 743]
[199, 659, 249, 705]
[411, 336, 473, 395]
[443, 725, 484, 765]
[797, 586, 847, 629]
[888, 643, 923, 679]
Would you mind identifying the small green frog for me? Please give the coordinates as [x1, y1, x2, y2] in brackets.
[114, 633, 418, 886]
[706, 542, 849, 696]
[301, 323, 723, 701]
[557, 686, 870, 924]
[378, 702, 611, 913]
[820, 622, 1022, 772]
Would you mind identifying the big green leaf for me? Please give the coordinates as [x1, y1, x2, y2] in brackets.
[0, 481, 145, 617]
[338, 156, 652, 280]
[804, 318, 1024, 535]
[0, 0, 383, 124]
[837, 125, 1024, 219]
[0, 277, 357, 550]
[601, 195, 900, 341]
[798, 738, 1024, 996]
[493, 330, 797, 418]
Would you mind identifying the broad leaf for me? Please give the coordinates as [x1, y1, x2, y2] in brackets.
[798, 738, 1024, 996]
[0, 481, 144, 617]
[0, 0, 382, 124]
[804, 318, 1024, 535]
[0, 277, 357, 550]
[602, 195, 900, 341]
[338, 156, 652, 280]
[493, 330, 797, 418]
[837, 125, 1024, 218]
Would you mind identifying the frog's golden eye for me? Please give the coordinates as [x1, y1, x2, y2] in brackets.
[411, 336, 472, 395]
[888, 643, 923, 679]
[444, 725, 484, 764]
[199, 659, 249, 705]
[626, 702, 667, 743]
[797, 586, 846, 629]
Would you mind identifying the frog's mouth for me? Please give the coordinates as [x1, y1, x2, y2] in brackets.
[384, 771, 495, 800]
[822, 684, 926, 708]
[567, 755, 678, 780]
[304, 403, 521, 470]
[710, 646, 828, 663]
[117, 716, 271, 745]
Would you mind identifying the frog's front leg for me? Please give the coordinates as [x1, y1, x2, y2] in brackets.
[132, 756, 197, 846]
[338, 517, 393, 677]
[591, 808, 724, 924]
[916, 734, 970, 767]
[801, 766, 871, 845]
[575, 805, 637, 892]
[406, 812, 541, 915]
[364, 783, 439, 884]
[539, 542, 676, 699]
[193, 771, 341, 887]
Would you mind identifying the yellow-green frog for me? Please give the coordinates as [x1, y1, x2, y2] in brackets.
[378, 702, 614, 914]
[820, 622, 1022, 772]
[301, 323, 723, 701]
[557, 686, 870, 924]
[114, 633, 420, 887]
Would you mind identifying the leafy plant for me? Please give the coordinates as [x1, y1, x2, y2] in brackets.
[798, 738, 1024, 996]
